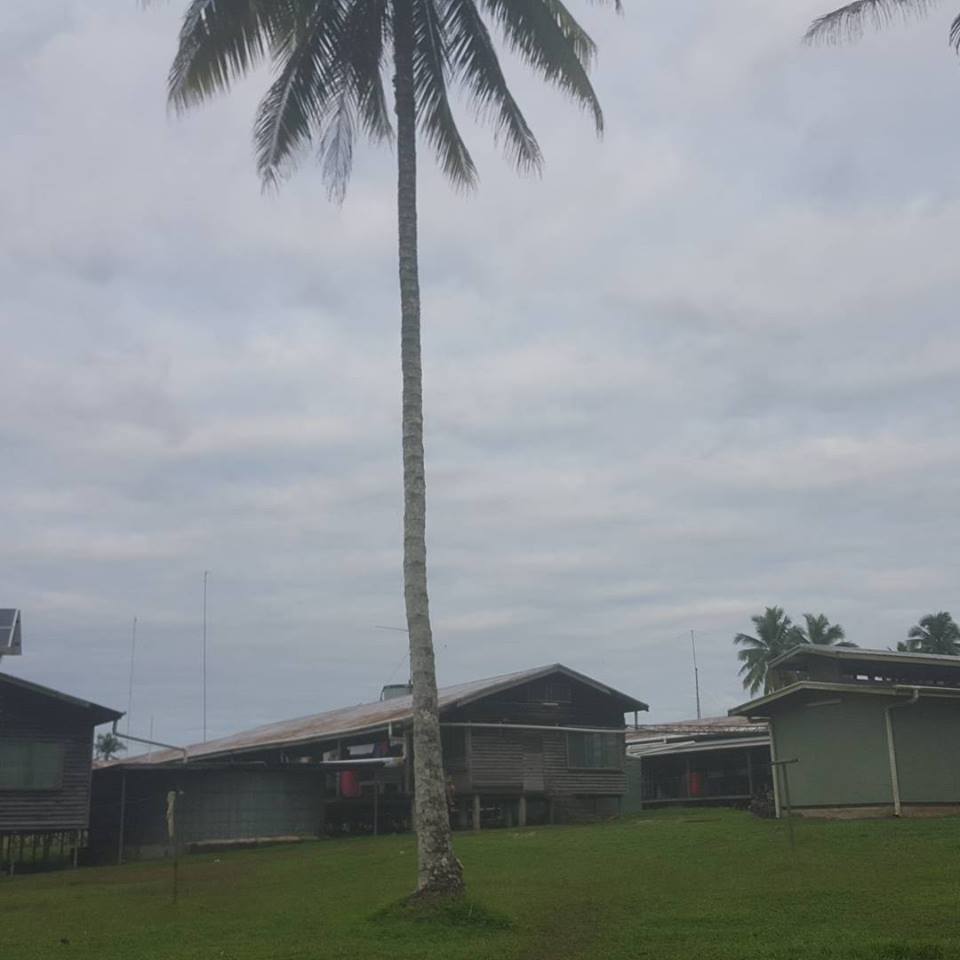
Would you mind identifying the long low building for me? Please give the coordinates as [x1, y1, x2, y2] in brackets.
[91, 663, 647, 861]
[624, 716, 772, 811]
[732, 646, 960, 818]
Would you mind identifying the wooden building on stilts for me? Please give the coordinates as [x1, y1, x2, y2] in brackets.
[91, 664, 647, 861]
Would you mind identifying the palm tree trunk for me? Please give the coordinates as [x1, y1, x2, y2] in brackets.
[393, 0, 465, 897]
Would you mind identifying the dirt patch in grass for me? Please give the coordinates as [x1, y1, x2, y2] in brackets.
[372, 895, 512, 932]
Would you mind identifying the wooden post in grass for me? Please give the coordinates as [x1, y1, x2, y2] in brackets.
[770, 758, 799, 850]
[166, 790, 179, 903]
[472, 795, 481, 832]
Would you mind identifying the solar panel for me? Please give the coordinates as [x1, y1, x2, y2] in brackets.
[0, 609, 22, 658]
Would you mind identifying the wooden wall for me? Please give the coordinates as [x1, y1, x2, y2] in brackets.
[0, 684, 97, 832]
[466, 729, 625, 797]
[445, 673, 629, 800]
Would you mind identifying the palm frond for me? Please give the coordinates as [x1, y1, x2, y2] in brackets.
[318, 87, 356, 200]
[443, 0, 543, 172]
[950, 11, 960, 50]
[481, 0, 603, 133]
[253, 0, 347, 185]
[341, 0, 394, 141]
[168, 0, 292, 111]
[412, 0, 478, 187]
[804, 0, 935, 45]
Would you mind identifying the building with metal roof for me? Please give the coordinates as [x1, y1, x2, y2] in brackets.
[91, 664, 647, 861]
[623, 716, 771, 811]
[731, 646, 960, 819]
[1, 670, 122, 872]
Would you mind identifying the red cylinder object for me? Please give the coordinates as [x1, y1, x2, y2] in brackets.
[688, 771, 703, 797]
[340, 770, 361, 798]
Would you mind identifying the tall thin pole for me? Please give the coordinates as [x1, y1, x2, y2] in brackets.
[126, 617, 137, 734]
[202, 570, 209, 743]
[691, 629, 702, 720]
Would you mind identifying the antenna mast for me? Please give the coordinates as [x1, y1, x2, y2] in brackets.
[127, 616, 138, 733]
[691, 629, 702, 720]
[203, 571, 209, 743]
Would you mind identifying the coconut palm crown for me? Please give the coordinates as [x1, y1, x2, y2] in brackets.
[734, 607, 799, 695]
[898, 611, 960, 655]
[805, 0, 960, 50]
[795, 612, 855, 648]
[166, 0, 613, 195]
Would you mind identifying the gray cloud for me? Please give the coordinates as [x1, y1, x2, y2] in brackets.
[2, 0, 958, 744]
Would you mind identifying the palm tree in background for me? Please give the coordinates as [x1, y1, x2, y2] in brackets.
[898, 611, 960, 655]
[734, 607, 798, 695]
[95, 732, 127, 762]
[805, 0, 960, 49]
[795, 613, 855, 648]
[160, 0, 615, 896]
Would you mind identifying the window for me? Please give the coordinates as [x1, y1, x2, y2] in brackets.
[0, 741, 65, 790]
[441, 728, 467, 768]
[567, 733, 621, 770]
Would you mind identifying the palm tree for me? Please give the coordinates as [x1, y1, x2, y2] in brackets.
[897, 611, 960, 655]
[161, 0, 614, 896]
[734, 607, 799, 695]
[794, 613, 855, 648]
[95, 732, 127, 762]
[805, 0, 960, 49]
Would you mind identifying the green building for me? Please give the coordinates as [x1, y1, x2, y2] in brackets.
[731, 646, 960, 819]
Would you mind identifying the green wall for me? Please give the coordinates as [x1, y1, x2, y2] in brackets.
[771, 695, 892, 808]
[894, 699, 960, 804]
[771, 693, 960, 809]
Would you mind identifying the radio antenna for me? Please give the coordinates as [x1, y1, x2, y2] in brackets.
[691, 629, 702, 720]
[127, 616, 138, 733]
[202, 571, 209, 743]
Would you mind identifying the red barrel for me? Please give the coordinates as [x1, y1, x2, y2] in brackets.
[340, 771, 361, 798]
[688, 771, 703, 797]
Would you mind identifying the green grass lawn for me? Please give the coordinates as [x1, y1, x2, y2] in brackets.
[3, 810, 960, 960]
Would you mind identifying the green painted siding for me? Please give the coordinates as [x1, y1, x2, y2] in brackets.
[771, 693, 960, 809]
[893, 700, 960, 804]
[770, 695, 892, 808]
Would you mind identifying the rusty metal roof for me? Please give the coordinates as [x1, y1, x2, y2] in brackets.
[625, 715, 765, 743]
[123, 663, 647, 766]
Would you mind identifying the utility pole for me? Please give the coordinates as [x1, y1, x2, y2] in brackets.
[691, 629, 702, 720]
[126, 617, 138, 734]
[202, 571, 209, 743]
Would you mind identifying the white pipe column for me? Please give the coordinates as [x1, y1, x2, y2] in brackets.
[767, 719, 781, 819]
[884, 688, 920, 817]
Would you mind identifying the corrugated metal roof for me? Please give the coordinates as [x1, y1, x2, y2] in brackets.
[627, 735, 770, 758]
[625, 715, 764, 745]
[626, 715, 761, 740]
[125, 663, 647, 766]
[0, 671, 122, 725]
[769, 645, 960, 671]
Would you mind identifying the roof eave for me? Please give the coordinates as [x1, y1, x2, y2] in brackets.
[731, 681, 960, 717]
[0, 672, 123, 723]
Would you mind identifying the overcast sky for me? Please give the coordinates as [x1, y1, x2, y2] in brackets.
[2, 0, 959, 746]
